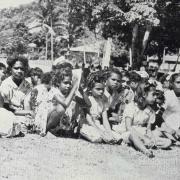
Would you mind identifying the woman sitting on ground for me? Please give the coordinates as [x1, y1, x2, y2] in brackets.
[0, 55, 33, 117]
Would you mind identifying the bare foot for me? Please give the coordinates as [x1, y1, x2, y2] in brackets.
[144, 150, 154, 158]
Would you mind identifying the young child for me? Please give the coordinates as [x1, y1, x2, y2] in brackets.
[117, 82, 171, 157]
[104, 68, 123, 125]
[0, 62, 6, 85]
[26, 67, 43, 88]
[34, 68, 79, 136]
[126, 71, 142, 103]
[80, 72, 122, 144]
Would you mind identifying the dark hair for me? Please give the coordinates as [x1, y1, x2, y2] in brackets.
[129, 71, 141, 83]
[60, 50, 66, 56]
[107, 68, 122, 79]
[159, 73, 169, 84]
[169, 73, 180, 84]
[0, 63, 6, 70]
[135, 82, 156, 110]
[41, 72, 52, 85]
[52, 62, 73, 72]
[87, 71, 106, 93]
[52, 69, 72, 87]
[121, 70, 130, 78]
[30, 67, 43, 78]
[6, 55, 29, 75]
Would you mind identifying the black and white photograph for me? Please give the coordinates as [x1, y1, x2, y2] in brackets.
[0, 0, 180, 179]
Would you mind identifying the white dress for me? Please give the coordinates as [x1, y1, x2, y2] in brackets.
[0, 108, 21, 137]
[113, 102, 155, 143]
[163, 90, 180, 130]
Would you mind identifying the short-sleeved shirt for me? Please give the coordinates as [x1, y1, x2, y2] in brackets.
[0, 76, 31, 110]
[123, 102, 155, 129]
[113, 102, 155, 137]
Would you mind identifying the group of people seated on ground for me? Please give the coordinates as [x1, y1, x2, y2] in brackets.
[0, 55, 180, 158]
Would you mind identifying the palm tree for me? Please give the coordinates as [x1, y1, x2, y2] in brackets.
[29, 0, 69, 61]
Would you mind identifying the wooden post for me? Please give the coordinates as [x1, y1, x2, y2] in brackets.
[50, 21, 53, 62]
[45, 34, 48, 61]
[102, 38, 112, 69]
[129, 47, 132, 67]
[83, 50, 86, 64]
[50, 0, 53, 63]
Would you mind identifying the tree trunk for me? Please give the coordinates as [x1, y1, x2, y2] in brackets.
[141, 24, 152, 56]
[131, 24, 138, 69]
[173, 53, 180, 72]
[45, 33, 48, 60]
[50, 19, 54, 62]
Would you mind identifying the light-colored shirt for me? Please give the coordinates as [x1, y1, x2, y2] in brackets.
[163, 90, 180, 130]
[0, 76, 31, 110]
[89, 96, 108, 119]
[123, 102, 155, 127]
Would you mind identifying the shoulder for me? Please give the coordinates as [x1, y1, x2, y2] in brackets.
[1, 76, 13, 86]
[165, 90, 177, 101]
[124, 102, 138, 118]
[0, 76, 13, 92]
[50, 87, 60, 94]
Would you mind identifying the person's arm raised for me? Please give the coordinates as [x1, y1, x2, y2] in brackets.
[54, 79, 78, 109]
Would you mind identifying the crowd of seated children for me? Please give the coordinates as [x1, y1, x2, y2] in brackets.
[0, 55, 180, 158]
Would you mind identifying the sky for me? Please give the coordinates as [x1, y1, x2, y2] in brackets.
[0, 0, 36, 9]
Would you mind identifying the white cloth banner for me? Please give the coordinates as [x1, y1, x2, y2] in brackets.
[102, 38, 112, 68]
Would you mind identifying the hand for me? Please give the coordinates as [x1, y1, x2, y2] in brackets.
[101, 131, 116, 144]
[78, 86, 84, 94]
[72, 77, 79, 89]
[109, 113, 120, 123]
[26, 111, 35, 118]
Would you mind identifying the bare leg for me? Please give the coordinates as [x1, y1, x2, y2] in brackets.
[129, 129, 154, 158]
[46, 105, 65, 133]
[155, 137, 172, 149]
[152, 129, 172, 149]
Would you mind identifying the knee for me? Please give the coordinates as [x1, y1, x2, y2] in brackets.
[159, 138, 172, 149]
[55, 104, 65, 114]
[163, 139, 172, 149]
[153, 129, 163, 137]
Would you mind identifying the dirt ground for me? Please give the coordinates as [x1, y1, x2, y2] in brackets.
[0, 59, 179, 180]
[0, 133, 179, 180]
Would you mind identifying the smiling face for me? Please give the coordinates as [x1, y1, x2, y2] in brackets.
[59, 76, 72, 96]
[106, 72, 121, 91]
[11, 61, 25, 81]
[92, 83, 105, 98]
